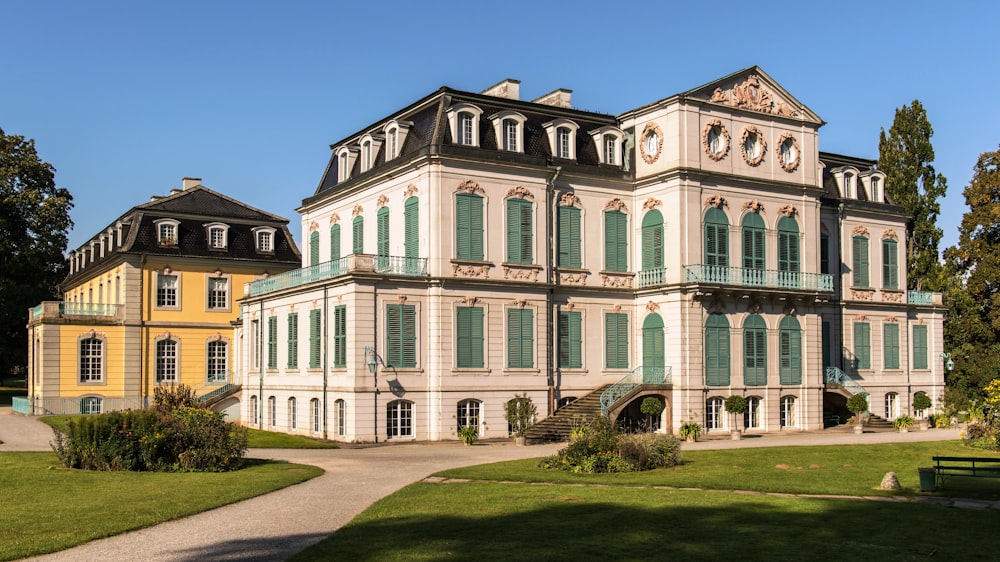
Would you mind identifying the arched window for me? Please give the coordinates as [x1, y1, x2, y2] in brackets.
[288, 397, 297, 430]
[706, 397, 724, 430]
[330, 224, 341, 262]
[852, 235, 869, 287]
[387, 400, 414, 439]
[885, 392, 899, 420]
[779, 316, 802, 385]
[743, 314, 767, 386]
[913, 392, 929, 419]
[642, 314, 665, 372]
[309, 230, 320, 266]
[404, 197, 419, 261]
[780, 396, 797, 428]
[310, 398, 321, 433]
[455, 192, 483, 260]
[742, 213, 765, 282]
[79, 337, 104, 382]
[156, 339, 178, 383]
[80, 396, 102, 415]
[376, 206, 389, 269]
[267, 396, 276, 428]
[335, 399, 346, 436]
[207, 340, 228, 383]
[705, 313, 730, 386]
[641, 210, 664, 274]
[457, 399, 482, 430]
[744, 396, 762, 429]
[250, 395, 259, 426]
[704, 207, 729, 280]
[352, 216, 364, 255]
[777, 216, 799, 288]
[604, 210, 627, 272]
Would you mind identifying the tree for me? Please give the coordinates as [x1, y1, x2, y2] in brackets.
[847, 394, 869, 427]
[877, 100, 948, 291]
[943, 146, 1000, 401]
[639, 396, 664, 432]
[723, 395, 747, 435]
[0, 128, 73, 378]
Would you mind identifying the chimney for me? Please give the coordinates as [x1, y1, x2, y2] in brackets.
[182, 177, 202, 190]
[532, 88, 573, 108]
[480, 79, 520, 100]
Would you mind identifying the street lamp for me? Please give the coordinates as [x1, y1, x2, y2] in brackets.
[940, 352, 954, 372]
[364, 346, 384, 442]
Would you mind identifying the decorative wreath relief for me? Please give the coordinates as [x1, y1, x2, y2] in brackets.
[702, 120, 730, 161]
[740, 126, 766, 167]
[777, 132, 800, 172]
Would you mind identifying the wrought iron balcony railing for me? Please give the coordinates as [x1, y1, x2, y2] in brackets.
[682, 264, 834, 292]
[248, 254, 428, 297]
[30, 302, 121, 322]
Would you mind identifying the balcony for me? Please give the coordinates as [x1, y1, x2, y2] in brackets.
[248, 254, 428, 297]
[682, 265, 834, 292]
[908, 291, 935, 306]
[30, 302, 121, 323]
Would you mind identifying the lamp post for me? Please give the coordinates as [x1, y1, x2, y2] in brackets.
[365, 346, 384, 443]
[940, 352, 954, 372]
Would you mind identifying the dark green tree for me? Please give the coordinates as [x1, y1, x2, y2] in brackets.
[943, 147, 1000, 401]
[0, 128, 73, 378]
[877, 100, 948, 291]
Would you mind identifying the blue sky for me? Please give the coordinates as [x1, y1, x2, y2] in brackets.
[3, 1, 996, 252]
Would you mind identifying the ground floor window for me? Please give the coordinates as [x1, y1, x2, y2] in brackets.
[288, 397, 297, 430]
[457, 399, 481, 429]
[387, 400, 414, 439]
[250, 395, 259, 426]
[780, 396, 797, 428]
[885, 392, 899, 419]
[336, 399, 346, 436]
[156, 339, 178, 383]
[311, 398, 321, 432]
[706, 397, 724, 430]
[744, 396, 762, 429]
[268, 396, 276, 428]
[80, 396, 102, 414]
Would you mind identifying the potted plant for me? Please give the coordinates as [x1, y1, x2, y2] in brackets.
[504, 393, 536, 445]
[679, 421, 702, 443]
[458, 422, 478, 445]
[913, 393, 932, 430]
[639, 396, 665, 433]
[724, 395, 747, 440]
[847, 394, 869, 434]
[893, 414, 915, 433]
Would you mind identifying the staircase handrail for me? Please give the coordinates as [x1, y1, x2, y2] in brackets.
[600, 365, 672, 413]
[824, 366, 868, 396]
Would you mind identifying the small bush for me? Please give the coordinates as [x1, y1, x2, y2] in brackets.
[963, 422, 1000, 451]
[617, 432, 681, 471]
[539, 416, 682, 473]
[458, 424, 478, 445]
[153, 384, 200, 413]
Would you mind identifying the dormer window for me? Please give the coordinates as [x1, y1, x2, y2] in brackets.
[446, 103, 484, 147]
[589, 126, 625, 166]
[253, 226, 277, 253]
[845, 173, 855, 198]
[336, 146, 359, 182]
[543, 119, 580, 160]
[860, 171, 885, 203]
[489, 110, 527, 153]
[154, 219, 180, 247]
[832, 167, 861, 199]
[381, 119, 412, 162]
[205, 222, 230, 250]
[358, 134, 384, 173]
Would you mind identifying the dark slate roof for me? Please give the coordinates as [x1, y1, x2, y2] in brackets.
[138, 185, 288, 222]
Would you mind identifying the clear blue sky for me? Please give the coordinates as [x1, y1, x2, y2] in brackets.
[3, 0, 996, 253]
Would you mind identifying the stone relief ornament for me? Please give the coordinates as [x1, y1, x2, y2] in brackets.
[506, 186, 534, 200]
[352, 204, 364, 217]
[461, 296, 479, 306]
[309, 221, 319, 232]
[605, 198, 628, 212]
[740, 126, 766, 167]
[396, 295, 408, 305]
[559, 272, 589, 285]
[639, 122, 663, 164]
[705, 194, 728, 209]
[643, 198, 662, 211]
[404, 184, 419, 198]
[564, 302, 576, 311]
[645, 301, 660, 312]
[708, 75, 800, 117]
[560, 192, 581, 207]
[601, 273, 634, 288]
[377, 194, 389, 208]
[452, 263, 491, 278]
[779, 204, 797, 217]
[777, 133, 800, 172]
[883, 229, 899, 241]
[886, 315, 899, 323]
[851, 289, 874, 301]
[702, 119, 730, 161]
[456, 180, 484, 194]
[881, 291, 903, 303]
[855, 314, 867, 321]
[852, 225, 870, 237]
[743, 200, 765, 213]
[503, 267, 541, 282]
[329, 213, 340, 225]
[512, 299, 527, 308]
[613, 304, 622, 313]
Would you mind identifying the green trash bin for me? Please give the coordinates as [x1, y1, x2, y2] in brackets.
[918, 467, 936, 492]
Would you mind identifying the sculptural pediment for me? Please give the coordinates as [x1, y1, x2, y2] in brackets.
[687, 67, 822, 124]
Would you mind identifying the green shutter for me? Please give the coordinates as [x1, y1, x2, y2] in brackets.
[287, 313, 298, 369]
[455, 193, 483, 260]
[705, 313, 730, 386]
[507, 198, 532, 263]
[333, 305, 346, 368]
[386, 304, 416, 368]
[604, 210, 627, 272]
[377, 207, 389, 257]
[605, 312, 628, 369]
[404, 197, 419, 259]
[507, 308, 534, 368]
[854, 322, 870, 369]
[884, 323, 900, 369]
[642, 314, 665, 369]
[913, 325, 928, 369]
[309, 309, 322, 369]
[704, 208, 729, 274]
[267, 316, 278, 369]
[558, 206, 581, 268]
[330, 225, 341, 261]
[309, 231, 320, 267]
[778, 217, 799, 273]
[779, 316, 801, 385]
[742, 213, 765, 270]
[353, 216, 364, 254]
[559, 310, 582, 368]
[456, 306, 483, 368]
[853, 236, 869, 287]
[882, 239, 898, 289]
[743, 314, 767, 386]
[641, 210, 663, 271]
[820, 232, 830, 274]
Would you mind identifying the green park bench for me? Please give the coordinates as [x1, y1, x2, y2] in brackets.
[932, 456, 1000, 486]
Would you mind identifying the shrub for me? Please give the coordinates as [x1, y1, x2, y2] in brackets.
[504, 394, 537, 438]
[893, 415, 915, 430]
[539, 416, 682, 473]
[912, 393, 932, 414]
[679, 421, 702, 441]
[458, 424, 478, 445]
[847, 394, 869, 424]
[617, 432, 682, 471]
[153, 384, 201, 414]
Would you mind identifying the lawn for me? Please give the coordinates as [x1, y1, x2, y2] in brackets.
[293, 440, 1000, 561]
[0, 452, 322, 561]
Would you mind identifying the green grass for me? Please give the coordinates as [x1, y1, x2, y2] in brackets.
[293, 441, 1000, 561]
[0, 384, 26, 407]
[40, 416, 338, 449]
[0, 451, 322, 561]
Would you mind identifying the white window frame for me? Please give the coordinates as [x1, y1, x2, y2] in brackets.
[543, 119, 580, 160]
[79, 334, 105, 383]
[311, 398, 321, 433]
[706, 397, 724, 430]
[832, 166, 861, 199]
[252, 226, 276, 253]
[358, 134, 384, 173]
[81, 396, 103, 414]
[780, 396, 797, 428]
[206, 339, 228, 383]
[205, 222, 230, 249]
[588, 126, 625, 166]
[489, 110, 527, 153]
[155, 271, 180, 309]
[288, 397, 297, 430]
[336, 398, 346, 436]
[155, 337, 179, 383]
[336, 145, 360, 181]
[206, 275, 230, 311]
[386, 400, 414, 439]
[250, 395, 259, 426]
[154, 218, 180, 246]
[382, 119, 412, 162]
[268, 396, 276, 428]
[446, 103, 484, 147]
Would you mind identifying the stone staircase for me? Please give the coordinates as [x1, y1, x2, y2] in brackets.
[525, 385, 609, 443]
[197, 383, 242, 408]
[864, 414, 894, 430]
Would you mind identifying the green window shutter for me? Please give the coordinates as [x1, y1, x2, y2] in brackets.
[604, 210, 627, 272]
[333, 306, 346, 368]
[558, 206, 581, 268]
[705, 313, 730, 386]
[641, 210, 663, 271]
[507, 198, 532, 264]
[377, 207, 389, 257]
[777, 217, 799, 273]
[884, 323, 900, 369]
[742, 213, 765, 270]
[852, 236, 869, 287]
[913, 325, 928, 369]
[704, 208, 729, 269]
[779, 316, 801, 385]
[558, 310, 582, 369]
[404, 197, 419, 259]
[642, 314, 665, 369]
[386, 304, 416, 368]
[353, 216, 364, 254]
[455, 193, 483, 260]
[309, 309, 322, 369]
[330, 225, 341, 261]
[287, 313, 298, 369]
[309, 231, 320, 267]
[267, 316, 278, 369]
[854, 322, 870, 369]
[456, 306, 484, 368]
[882, 239, 898, 289]
[743, 314, 767, 386]
[820, 232, 830, 274]
[507, 308, 534, 368]
[605, 312, 628, 369]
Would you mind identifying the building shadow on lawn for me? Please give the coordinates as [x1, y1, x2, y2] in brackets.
[167, 533, 332, 562]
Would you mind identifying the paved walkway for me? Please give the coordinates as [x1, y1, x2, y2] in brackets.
[0, 407, 967, 561]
